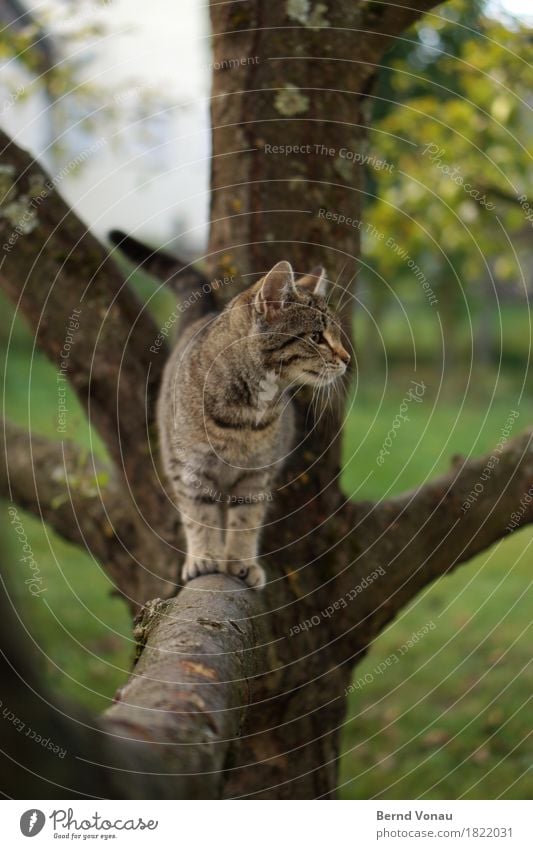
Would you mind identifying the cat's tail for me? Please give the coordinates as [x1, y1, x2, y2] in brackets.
[108, 230, 214, 313]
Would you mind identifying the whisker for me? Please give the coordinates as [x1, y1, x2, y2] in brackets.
[336, 266, 360, 314]
[329, 260, 348, 309]
[306, 378, 322, 430]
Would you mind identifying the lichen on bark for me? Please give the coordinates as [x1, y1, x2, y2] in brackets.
[286, 0, 330, 29]
[274, 83, 310, 116]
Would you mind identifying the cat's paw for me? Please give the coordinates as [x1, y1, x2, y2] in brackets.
[225, 561, 266, 589]
[181, 556, 220, 583]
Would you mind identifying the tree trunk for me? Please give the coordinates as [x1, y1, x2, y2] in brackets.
[205, 0, 438, 798]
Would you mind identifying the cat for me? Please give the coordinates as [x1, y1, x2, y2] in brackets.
[157, 260, 350, 588]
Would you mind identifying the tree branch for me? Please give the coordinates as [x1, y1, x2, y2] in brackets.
[104, 575, 263, 797]
[0, 571, 262, 798]
[478, 183, 523, 206]
[359, 0, 446, 45]
[1, 419, 178, 608]
[3, 418, 115, 544]
[0, 129, 168, 534]
[340, 428, 533, 645]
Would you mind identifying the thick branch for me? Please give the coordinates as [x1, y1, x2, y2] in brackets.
[0, 572, 262, 798]
[104, 575, 263, 797]
[1, 418, 159, 606]
[0, 129, 167, 532]
[3, 419, 113, 538]
[340, 428, 533, 643]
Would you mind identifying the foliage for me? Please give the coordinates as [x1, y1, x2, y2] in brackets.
[362, 0, 533, 355]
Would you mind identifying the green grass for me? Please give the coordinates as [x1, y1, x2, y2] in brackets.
[339, 531, 532, 799]
[1, 294, 531, 796]
[339, 367, 533, 800]
[1, 307, 130, 713]
[3, 517, 132, 714]
[355, 298, 533, 369]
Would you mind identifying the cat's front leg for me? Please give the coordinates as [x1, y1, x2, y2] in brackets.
[223, 472, 271, 588]
[178, 494, 225, 584]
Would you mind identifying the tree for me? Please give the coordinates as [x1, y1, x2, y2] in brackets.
[1, 0, 531, 799]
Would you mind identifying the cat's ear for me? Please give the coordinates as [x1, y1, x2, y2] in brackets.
[297, 265, 328, 297]
[254, 260, 296, 320]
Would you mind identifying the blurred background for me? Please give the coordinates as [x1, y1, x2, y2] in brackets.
[1, 0, 532, 799]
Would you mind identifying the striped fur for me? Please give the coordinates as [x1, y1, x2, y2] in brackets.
[157, 261, 350, 588]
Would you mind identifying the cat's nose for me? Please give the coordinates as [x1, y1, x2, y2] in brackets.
[335, 345, 350, 365]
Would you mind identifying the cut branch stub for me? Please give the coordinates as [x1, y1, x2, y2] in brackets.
[104, 574, 264, 798]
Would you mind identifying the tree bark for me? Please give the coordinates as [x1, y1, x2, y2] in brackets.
[1, 0, 531, 800]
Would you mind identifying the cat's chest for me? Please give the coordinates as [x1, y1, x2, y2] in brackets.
[206, 401, 294, 471]
[208, 421, 282, 465]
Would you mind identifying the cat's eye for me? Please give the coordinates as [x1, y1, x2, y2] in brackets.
[310, 331, 322, 344]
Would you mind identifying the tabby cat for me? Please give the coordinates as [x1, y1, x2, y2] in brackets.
[157, 260, 350, 588]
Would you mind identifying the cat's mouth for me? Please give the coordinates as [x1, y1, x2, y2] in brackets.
[302, 362, 346, 384]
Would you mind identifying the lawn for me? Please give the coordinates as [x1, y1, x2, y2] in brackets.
[1, 293, 531, 797]
[340, 366, 533, 799]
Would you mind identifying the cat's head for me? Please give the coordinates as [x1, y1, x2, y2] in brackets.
[248, 260, 350, 387]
